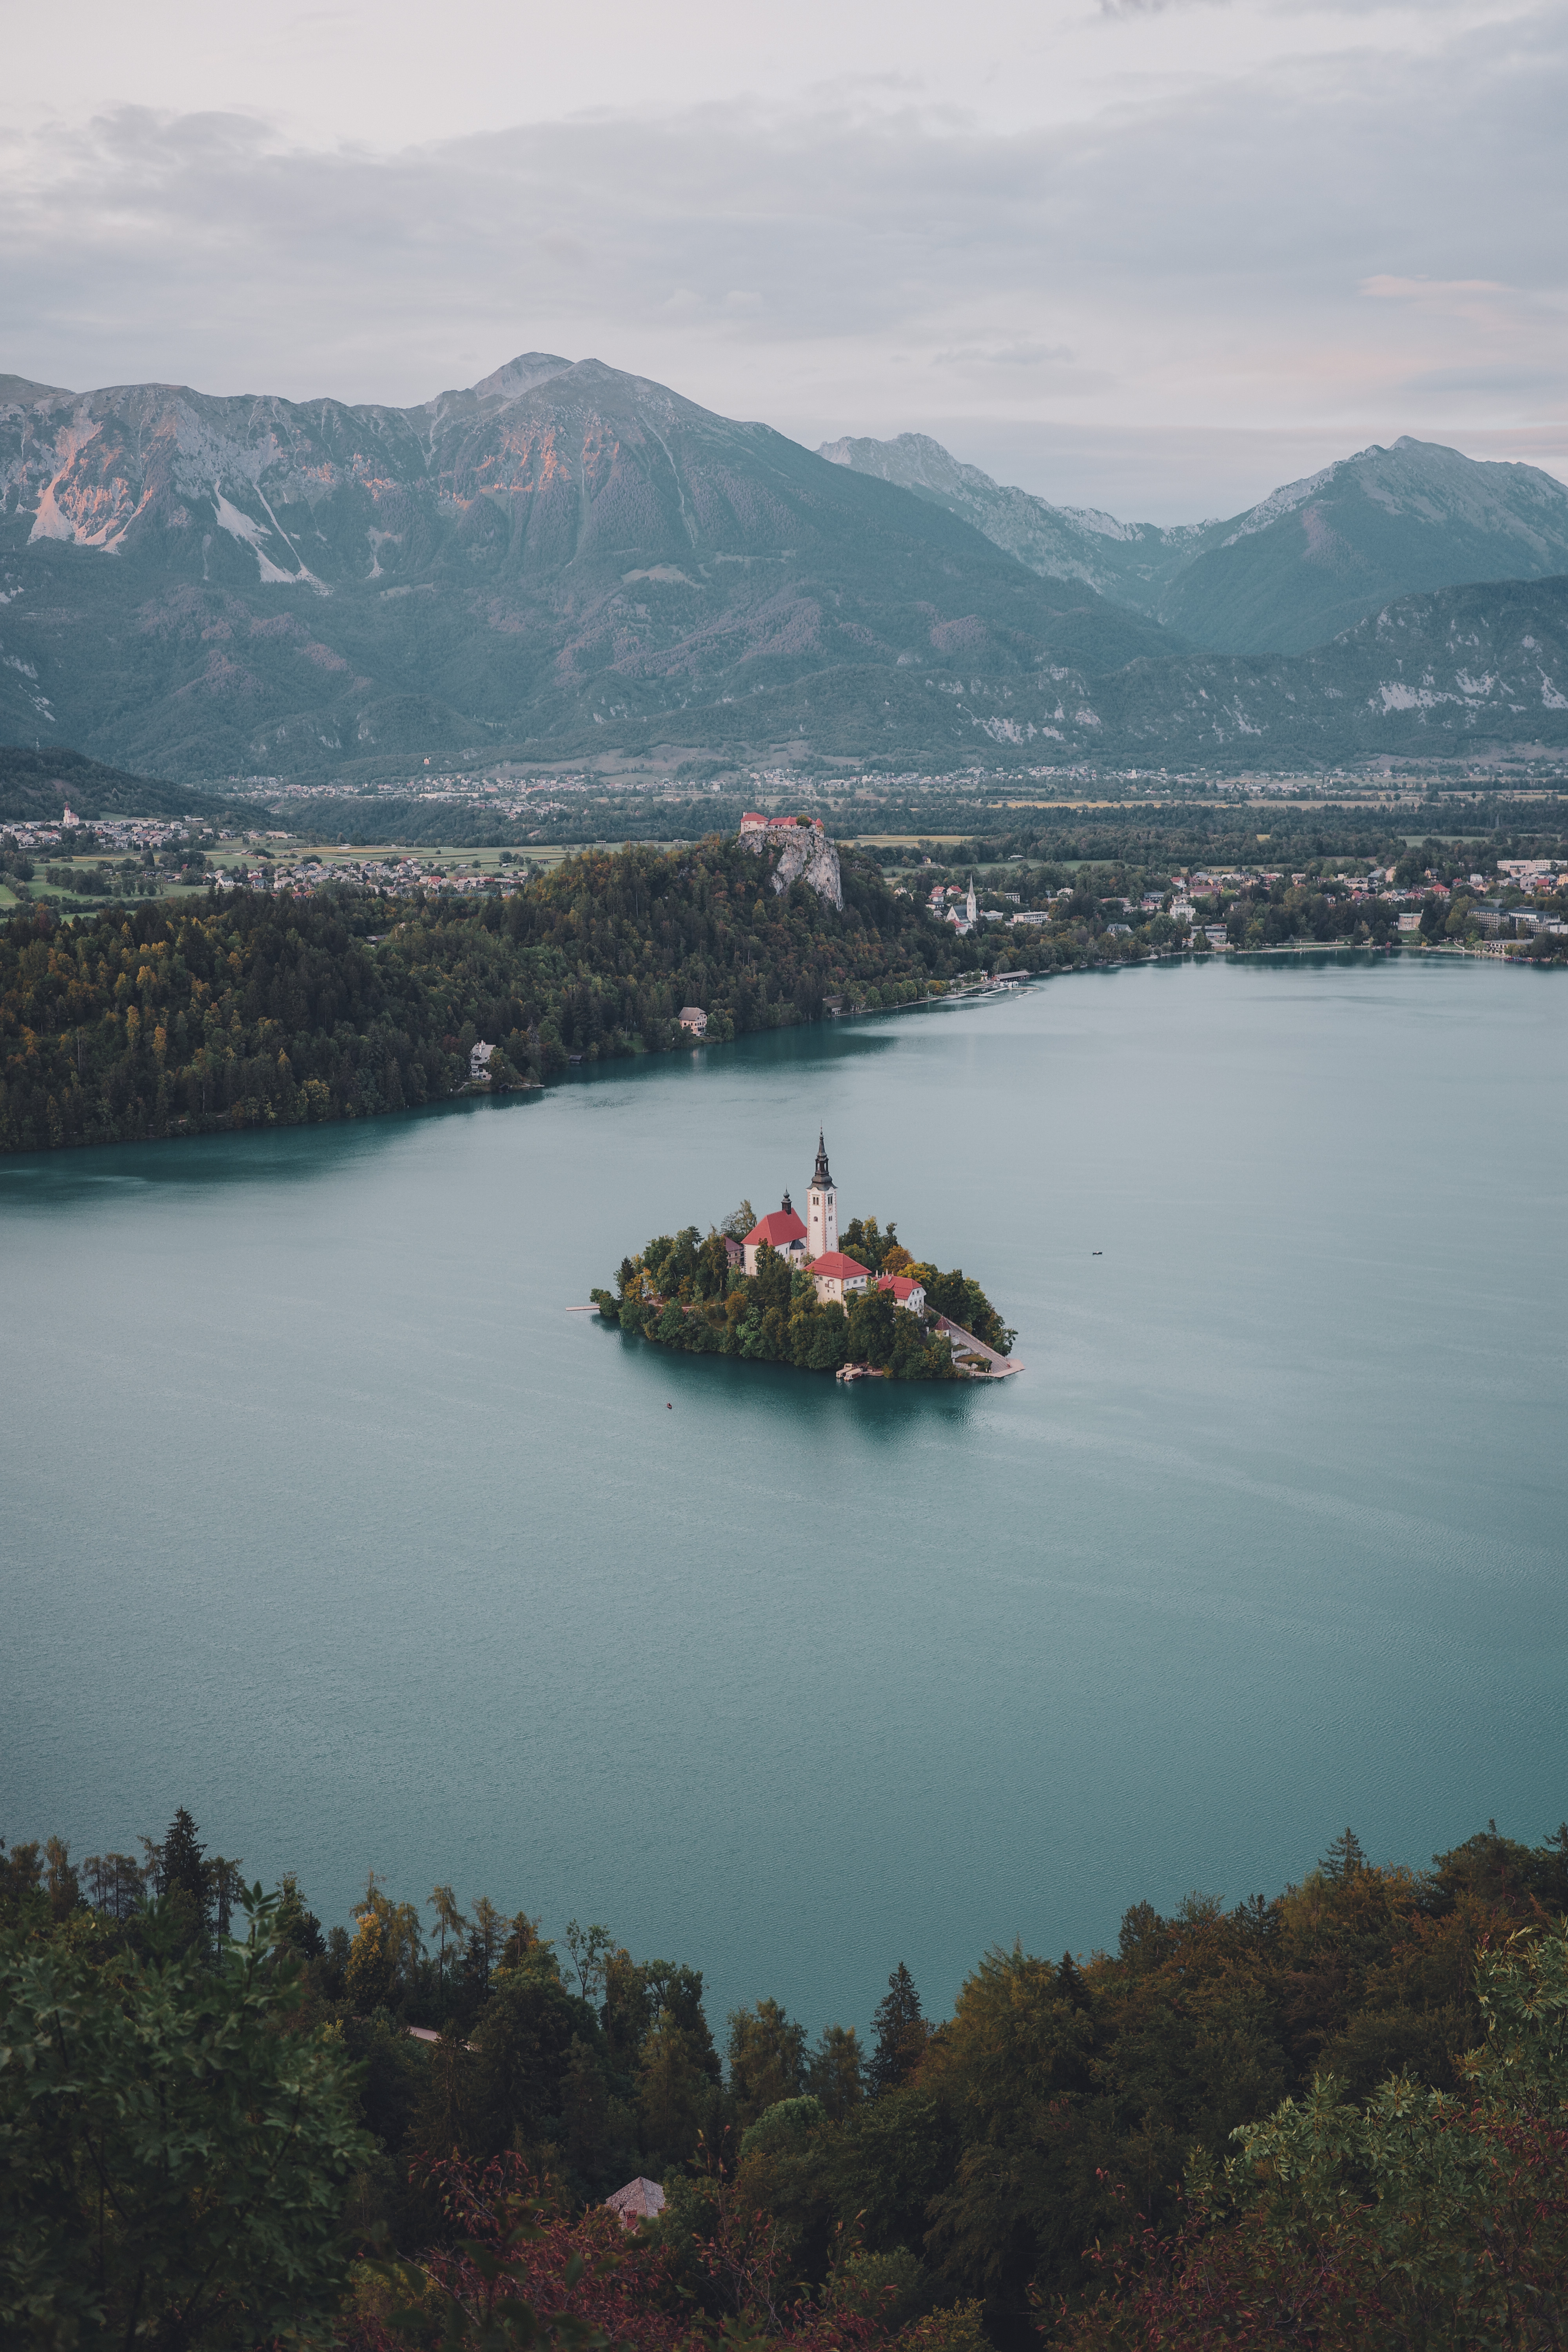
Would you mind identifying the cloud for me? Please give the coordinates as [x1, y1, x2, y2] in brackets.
[0, 1, 1562, 518]
[1361, 276, 1513, 301]
[1096, 0, 1225, 14]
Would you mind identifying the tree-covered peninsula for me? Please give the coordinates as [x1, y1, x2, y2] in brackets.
[593, 1212, 1014, 1381]
[0, 831, 993, 1155]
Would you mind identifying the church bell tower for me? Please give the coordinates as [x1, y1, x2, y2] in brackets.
[806, 1129, 838, 1262]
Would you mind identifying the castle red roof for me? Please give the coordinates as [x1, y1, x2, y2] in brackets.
[811, 1251, 871, 1282]
[746, 1207, 807, 1248]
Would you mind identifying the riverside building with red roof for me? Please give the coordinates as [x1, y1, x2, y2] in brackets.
[809, 1250, 871, 1305]
[742, 1196, 808, 1276]
[742, 1132, 879, 1303]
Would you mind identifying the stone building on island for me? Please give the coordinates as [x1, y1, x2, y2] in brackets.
[741, 1131, 920, 1312]
[741, 1196, 808, 1277]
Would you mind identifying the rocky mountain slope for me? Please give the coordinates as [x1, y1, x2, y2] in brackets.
[0, 358, 1171, 783]
[821, 432, 1568, 657]
[3, 354, 1566, 781]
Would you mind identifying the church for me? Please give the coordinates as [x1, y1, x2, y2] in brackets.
[741, 1133, 879, 1307]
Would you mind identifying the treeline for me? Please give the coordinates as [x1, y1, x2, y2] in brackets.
[0, 835, 997, 1155]
[595, 1213, 1010, 1381]
[9, 1809, 1568, 2349]
[927, 811, 1568, 869]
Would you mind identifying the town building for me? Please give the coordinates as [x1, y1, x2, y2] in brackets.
[877, 1273, 926, 1314]
[810, 1252, 871, 1306]
[805, 1129, 838, 1261]
[742, 1195, 808, 1276]
[678, 1006, 708, 1036]
[742, 1131, 873, 1301]
[739, 812, 826, 836]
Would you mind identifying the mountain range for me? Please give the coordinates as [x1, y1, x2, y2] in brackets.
[2, 354, 1566, 783]
[820, 432, 1568, 657]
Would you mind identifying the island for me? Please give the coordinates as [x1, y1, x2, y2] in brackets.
[592, 1131, 1019, 1381]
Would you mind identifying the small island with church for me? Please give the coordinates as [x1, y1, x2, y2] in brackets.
[592, 1132, 1020, 1381]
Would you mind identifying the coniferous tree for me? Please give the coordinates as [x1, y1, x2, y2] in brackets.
[868, 1962, 927, 2096]
[152, 1807, 212, 1953]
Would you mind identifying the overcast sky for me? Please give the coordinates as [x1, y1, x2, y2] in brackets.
[3, 0, 1564, 520]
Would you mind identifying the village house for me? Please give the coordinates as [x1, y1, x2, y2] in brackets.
[878, 1273, 926, 1314]
[605, 2177, 666, 2228]
[810, 1252, 871, 1306]
[678, 1006, 708, 1036]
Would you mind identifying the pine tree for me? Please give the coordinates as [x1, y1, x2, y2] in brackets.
[1321, 1827, 1367, 1882]
[155, 1807, 212, 1949]
[867, 1962, 927, 2096]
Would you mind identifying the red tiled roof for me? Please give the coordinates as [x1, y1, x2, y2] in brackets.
[746, 1208, 807, 1247]
[877, 1274, 923, 1300]
[811, 1251, 870, 1281]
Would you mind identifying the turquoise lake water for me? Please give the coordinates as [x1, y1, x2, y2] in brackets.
[3, 953, 1566, 2036]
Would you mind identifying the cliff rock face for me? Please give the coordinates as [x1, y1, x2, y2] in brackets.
[742, 825, 842, 911]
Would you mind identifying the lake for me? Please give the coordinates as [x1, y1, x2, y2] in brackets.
[3, 952, 1565, 2039]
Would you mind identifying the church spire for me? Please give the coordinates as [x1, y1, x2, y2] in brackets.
[813, 1128, 832, 1187]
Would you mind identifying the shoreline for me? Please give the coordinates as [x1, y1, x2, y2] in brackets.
[1, 938, 1552, 1167]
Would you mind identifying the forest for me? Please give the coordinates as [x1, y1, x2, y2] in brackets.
[593, 1212, 1012, 1382]
[0, 834, 997, 1157]
[7, 1808, 1568, 2350]
[7, 818, 1564, 1157]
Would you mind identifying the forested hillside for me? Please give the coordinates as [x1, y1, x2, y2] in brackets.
[0, 833, 985, 1155]
[6, 1813, 1568, 2350]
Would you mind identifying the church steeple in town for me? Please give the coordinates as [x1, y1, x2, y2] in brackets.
[806, 1127, 838, 1263]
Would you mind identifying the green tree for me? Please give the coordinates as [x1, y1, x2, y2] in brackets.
[473, 1966, 593, 2158]
[0, 1886, 372, 2348]
[564, 1919, 613, 2003]
[428, 1883, 468, 1992]
[150, 1805, 213, 1953]
[846, 1284, 897, 1368]
[43, 1837, 79, 1924]
[808, 2023, 865, 2120]
[807, 1304, 850, 1372]
[751, 1241, 792, 1317]
[868, 1964, 927, 2097]
[639, 2009, 713, 2172]
[275, 1872, 325, 1958]
[728, 1998, 808, 2125]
